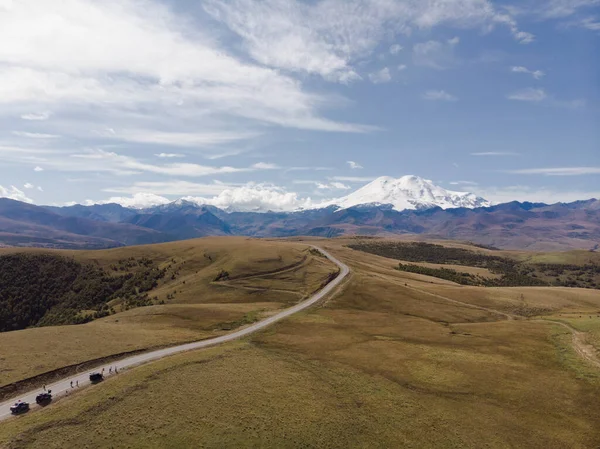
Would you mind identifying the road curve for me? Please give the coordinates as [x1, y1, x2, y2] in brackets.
[0, 245, 349, 423]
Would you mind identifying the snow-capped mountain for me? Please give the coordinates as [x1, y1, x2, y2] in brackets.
[322, 175, 491, 211]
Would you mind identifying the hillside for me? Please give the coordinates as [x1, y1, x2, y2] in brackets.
[0, 237, 337, 387]
[0, 253, 167, 332]
[3, 238, 600, 448]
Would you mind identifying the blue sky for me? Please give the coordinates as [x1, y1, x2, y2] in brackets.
[0, 0, 598, 210]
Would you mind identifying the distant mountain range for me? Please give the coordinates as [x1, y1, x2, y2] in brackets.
[0, 194, 598, 251]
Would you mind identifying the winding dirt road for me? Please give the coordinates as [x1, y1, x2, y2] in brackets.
[0, 246, 349, 423]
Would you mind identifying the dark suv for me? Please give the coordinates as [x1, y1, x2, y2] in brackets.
[9, 402, 29, 415]
[89, 372, 104, 383]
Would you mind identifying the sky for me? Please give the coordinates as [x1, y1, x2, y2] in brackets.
[0, 0, 599, 211]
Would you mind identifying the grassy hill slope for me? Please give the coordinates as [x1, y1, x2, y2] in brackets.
[2, 238, 600, 448]
[0, 238, 337, 387]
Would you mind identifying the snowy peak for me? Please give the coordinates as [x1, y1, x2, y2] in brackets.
[326, 175, 490, 211]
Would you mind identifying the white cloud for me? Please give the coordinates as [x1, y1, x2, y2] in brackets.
[389, 44, 403, 55]
[423, 90, 457, 101]
[471, 152, 519, 156]
[316, 182, 351, 190]
[88, 192, 170, 209]
[68, 149, 260, 177]
[106, 130, 259, 148]
[33, 166, 44, 172]
[330, 175, 375, 182]
[347, 160, 363, 170]
[23, 183, 34, 189]
[0, 185, 33, 203]
[413, 40, 458, 70]
[368, 67, 391, 84]
[511, 66, 545, 79]
[507, 167, 600, 176]
[191, 183, 314, 212]
[449, 180, 478, 186]
[578, 16, 600, 30]
[204, 0, 534, 82]
[508, 88, 547, 102]
[251, 162, 279, 170]
[155, 153, 185, 158]
[535, 0, 600, 19]
[447, 36, 460, 45]
[12, 131, 60, 139]
[21, 112, 51, 121]
[0, 0, 368, 135]
[397, 64, 407, 71]
[473, 185, 600, 204]
[104, 181, 233, 197]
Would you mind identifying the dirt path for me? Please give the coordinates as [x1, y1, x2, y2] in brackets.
[404, 281, 600, 369]
[535, 319, 600, 369]
[403, 283, 517, 321]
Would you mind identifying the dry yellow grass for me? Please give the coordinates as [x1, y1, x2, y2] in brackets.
[0, 237, 336, 386]
[2, 237, 600, 448]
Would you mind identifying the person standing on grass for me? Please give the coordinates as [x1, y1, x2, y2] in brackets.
[70, 381, 73, 388]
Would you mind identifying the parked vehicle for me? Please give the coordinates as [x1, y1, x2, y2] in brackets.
[9, 402, 29, 415]
[35, 392, 52, 405]
[89, 372, 103, 383]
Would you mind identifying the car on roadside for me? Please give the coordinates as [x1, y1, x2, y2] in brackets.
[35, 392, 52, 405]
[9, 402, 29, 415]
[89, 372, 103, 383]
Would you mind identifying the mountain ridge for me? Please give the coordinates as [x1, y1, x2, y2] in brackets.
[0, 197, 597, 251]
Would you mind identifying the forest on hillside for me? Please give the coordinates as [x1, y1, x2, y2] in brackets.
[349, 241, 600, 289]
[0, 254, 167, 332]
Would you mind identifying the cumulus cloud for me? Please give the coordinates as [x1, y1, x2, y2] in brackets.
[23, 183, 34, 189]
[33, 166, 44, 172]
[0, 185, 33, 203]
[88, 193, 171, 209]
[347, 161, 363, 170]
[99, 182, 318, 212]
[368, 67, 391, 84]
[423, 90, 457, 101]
[511, 66, 545, 79]
[508, 88, 547, 102]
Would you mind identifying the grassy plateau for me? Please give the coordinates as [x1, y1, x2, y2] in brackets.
[1, 237, 600, 448]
